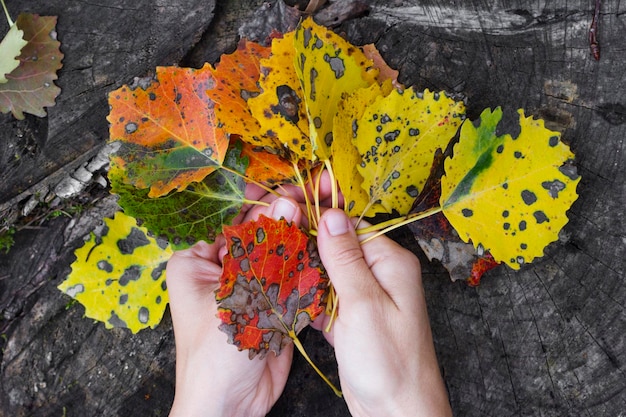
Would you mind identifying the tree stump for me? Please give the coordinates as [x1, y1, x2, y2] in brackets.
[1, 1, 625, 416]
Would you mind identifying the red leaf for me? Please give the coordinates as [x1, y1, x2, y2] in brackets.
[216, 215, 328, 358]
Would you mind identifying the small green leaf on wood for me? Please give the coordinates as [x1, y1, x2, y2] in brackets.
[58, 211, 172, 333]
[440, 107, 580, 269]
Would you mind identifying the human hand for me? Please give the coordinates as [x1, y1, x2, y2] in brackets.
[167, 196, 304, 417]
[314, 209, 452, 417]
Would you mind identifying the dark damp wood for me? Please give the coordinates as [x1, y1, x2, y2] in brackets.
[2, 0, 626, 416]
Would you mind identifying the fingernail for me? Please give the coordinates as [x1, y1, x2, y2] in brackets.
[271, 198, 297, 221]
[324, 210, 350, 236]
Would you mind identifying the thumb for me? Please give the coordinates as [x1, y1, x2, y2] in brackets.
[316, 209, 380, 304]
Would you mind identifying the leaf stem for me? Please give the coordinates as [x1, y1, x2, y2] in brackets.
[1, 0, 13, 27]
[324, 159, 338, 209]
[220, 165, 280, 197]
[293, 161, 317, 230]
[360, 206, 443, 244]
[290, 332, 342, 397]
[242, 199, 270, 207]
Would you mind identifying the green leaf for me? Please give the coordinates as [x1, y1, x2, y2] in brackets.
[355, 88, 465, 215]
[0, 22, 27, 83]
[440, 107, 580, 269]
[58, 211, 172, 333]
[110, 143, 248, 249]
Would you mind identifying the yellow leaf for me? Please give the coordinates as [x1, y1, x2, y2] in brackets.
[355, 88, 465, 215]
[440, 108, 580, 269]
[58, 212, 172, 333]
[248, 32, 312, 161]
[0, 23, 27, 83]
[294, 17, 379, 161]
[333, 81, 392, 216]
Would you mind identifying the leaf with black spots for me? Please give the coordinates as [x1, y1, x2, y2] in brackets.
[293, 17, 379, 161]
[108, 65, 228, 197]
[409, 149, 500, 284]
[440, 107, 580, 269]
[355, 88, 465, 215]
[216, 215, 328, 358]
[332, 82, 392, 216]
[207, 39, 271, 148]
[58, 212, 172, 333]
[248, 32, 312, 161]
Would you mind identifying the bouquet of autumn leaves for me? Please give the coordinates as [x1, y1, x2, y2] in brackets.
[60, 18, 579, 392]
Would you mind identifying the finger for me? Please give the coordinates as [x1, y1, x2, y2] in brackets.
[316, 209, 383, 305]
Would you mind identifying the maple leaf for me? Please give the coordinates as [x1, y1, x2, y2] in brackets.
[207, 39, 271, 148]
[440, 107, 580, 269]
[108, 65, 228, 198]
[355, 88, 465, 216]
[216, 215, 328, 359]
[58, 211, 172, 333]
[110, 142, 248, 249]
[0, 14, 63, 119]
[294, 17, 379, 161]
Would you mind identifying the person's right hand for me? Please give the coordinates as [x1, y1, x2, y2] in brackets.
[315, 209, 452, 417]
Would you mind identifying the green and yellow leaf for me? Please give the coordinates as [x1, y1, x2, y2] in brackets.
[355, 88, 465, 215]
[58, 211, 172, 333]
[108, 65, 228, 197]
[440, 107, 580, 269]
[294, 17, 379, 161]
[110, 143, 248, 249]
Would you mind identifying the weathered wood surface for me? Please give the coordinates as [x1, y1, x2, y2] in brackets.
[1, 0, 626, 416]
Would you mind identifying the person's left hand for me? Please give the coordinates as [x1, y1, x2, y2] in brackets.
[167, 196, 304, 417]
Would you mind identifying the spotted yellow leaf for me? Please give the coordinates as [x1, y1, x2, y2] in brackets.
[294, 17, 379, 161]
[58, 211, 172, 333]
[440, 107, 580, 269]
[355, 88, 465, 215]
[248, 32, 312, 161]
[333, 81, 392, 216]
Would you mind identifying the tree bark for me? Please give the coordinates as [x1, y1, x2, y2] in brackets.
[1, 0, 625, 416]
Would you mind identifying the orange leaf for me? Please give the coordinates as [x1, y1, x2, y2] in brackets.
[208, 39, 272, 146]
[108, 65, 228, 197]
[239, 141, 298, 185]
